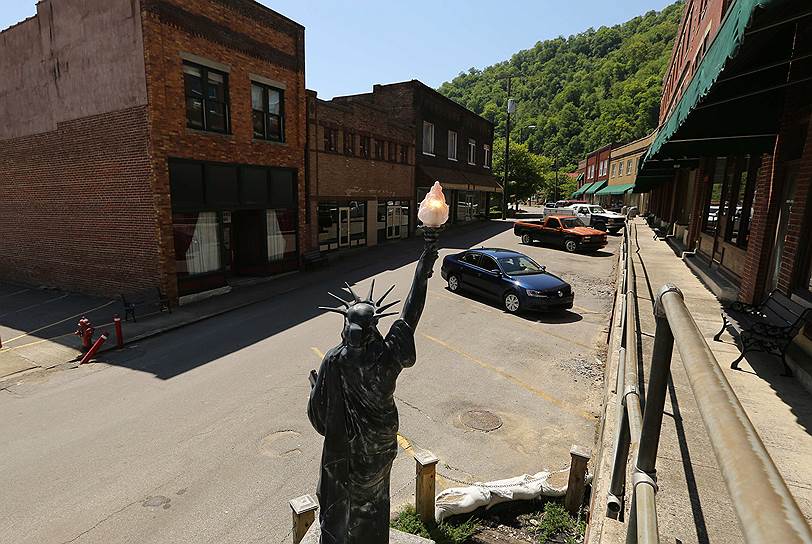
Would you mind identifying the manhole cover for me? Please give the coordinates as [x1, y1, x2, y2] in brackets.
[460, 410, 503, 432]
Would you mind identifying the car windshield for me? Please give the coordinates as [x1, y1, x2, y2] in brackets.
[560, 217, 585, 228]
[590, 206, 606, 213]
[497, 255, 545, 276]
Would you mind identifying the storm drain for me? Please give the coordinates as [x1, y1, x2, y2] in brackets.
[460, 410, 503, 432]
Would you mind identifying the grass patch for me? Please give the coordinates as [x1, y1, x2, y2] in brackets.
[391, 505, 478, 544]
[534, 501, 585, 544]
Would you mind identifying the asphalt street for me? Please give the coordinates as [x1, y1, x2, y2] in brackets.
[0, 222, 620, 544]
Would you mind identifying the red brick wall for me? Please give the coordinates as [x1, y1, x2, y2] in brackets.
[0, 106, 161, 296]
[140, 0, 307, 300]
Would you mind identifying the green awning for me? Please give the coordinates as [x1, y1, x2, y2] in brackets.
[576, 172, 584, 182]
[584, 181, 607, 195]
[572, 181, 593, 197]
[646, 0, 778, 162]
[595, 183, 635, 196]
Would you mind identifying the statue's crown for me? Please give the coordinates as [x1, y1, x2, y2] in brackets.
[318, 279, 399, 322]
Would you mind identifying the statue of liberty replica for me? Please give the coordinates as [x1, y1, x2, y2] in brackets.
[307, 183, 449, 544]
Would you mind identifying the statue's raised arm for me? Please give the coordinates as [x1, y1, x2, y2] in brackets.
[400, 228, 440, 330]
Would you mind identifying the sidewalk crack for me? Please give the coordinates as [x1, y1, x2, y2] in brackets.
[58, 498, 141, 544]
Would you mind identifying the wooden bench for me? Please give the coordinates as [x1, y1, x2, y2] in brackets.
[302, 249, 328, 270]
[714, 290, 811, 376]
[120, 287, 171, 322]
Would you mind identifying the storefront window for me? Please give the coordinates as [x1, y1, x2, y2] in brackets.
[267, 209, 297, 264]
[173, 212, 221, 277]
[702, 157, 727, 235]
[318, 201, 367, 251]
[723, 156, 758, 248]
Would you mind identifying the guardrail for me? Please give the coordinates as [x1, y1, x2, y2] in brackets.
[606, 223, 812, 543]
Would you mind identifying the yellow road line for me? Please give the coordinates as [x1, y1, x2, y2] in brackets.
[311, 347, 324, 359]
[421, 333, 594, 421]
[0, 293, 70, 319]
[431, 290, 594, 350]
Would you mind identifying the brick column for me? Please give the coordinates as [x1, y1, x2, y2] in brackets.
[739, 153, 777, 303]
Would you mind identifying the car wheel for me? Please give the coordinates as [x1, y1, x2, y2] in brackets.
[448, 274, 460, 293]
[521, 234, 532, 245]
[503, 291, 521, 313]
[564, 239, 577, 253]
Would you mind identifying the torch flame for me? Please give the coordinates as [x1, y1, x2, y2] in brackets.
[418, 182, 449, 227]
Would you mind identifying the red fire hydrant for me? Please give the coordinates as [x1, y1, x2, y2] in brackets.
[75, 317, 94, 352]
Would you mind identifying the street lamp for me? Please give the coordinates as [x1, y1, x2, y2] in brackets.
[502, 96, 516, 220]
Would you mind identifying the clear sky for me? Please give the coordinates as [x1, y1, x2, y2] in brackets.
[1, 1, 674, 99]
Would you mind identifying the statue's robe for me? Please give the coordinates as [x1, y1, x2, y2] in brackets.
[307, 319, 416, 544]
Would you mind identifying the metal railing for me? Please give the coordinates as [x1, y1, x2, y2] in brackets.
[606, 223, 812, 543]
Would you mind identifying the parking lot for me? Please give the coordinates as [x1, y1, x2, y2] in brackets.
[0, 221, 620, 544]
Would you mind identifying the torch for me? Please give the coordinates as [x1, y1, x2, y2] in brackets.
[417, 181, 449, 244]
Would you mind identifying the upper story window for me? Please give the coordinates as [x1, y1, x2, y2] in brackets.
[483, 144, 491, 169]
[422, 122, 435, 155]
[324, 127, 338, 152]
[400, 145, 408, 164]
[587, 164, 595, 179]
[448, 131, 458, 161]
[626, 159, 633, 175]
[184, 62, 229, 133]
[599, 160, 607, 177]
[360, 135, 370, 158]
[251, 82, 284, 142]
[611, 163, 617, 177]
[343, 131, 355, 155]
[374, 139, 385, 160]
[468, 139, 476, 165]
[388, 141, 396, 162]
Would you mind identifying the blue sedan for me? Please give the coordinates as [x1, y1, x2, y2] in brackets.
[440, 248, 574, 313]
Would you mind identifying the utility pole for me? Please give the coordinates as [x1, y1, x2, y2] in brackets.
[502, 77, 514, 220]
[554, 154, 560, 202]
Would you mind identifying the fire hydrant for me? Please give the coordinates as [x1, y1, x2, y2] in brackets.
[75, 317, 94, 352]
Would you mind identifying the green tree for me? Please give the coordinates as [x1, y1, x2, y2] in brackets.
[492, 139, 545, 208]
[437, 1, 683, 167]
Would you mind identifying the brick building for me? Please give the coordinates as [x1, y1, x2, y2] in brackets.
[330, 81, 502, 224]
[594, 133, 654, 212]
[638, 1, 812, 337]
[306, 91, 415, 254]
[575, 145, 612, 202]
[0, 0, 307, 301]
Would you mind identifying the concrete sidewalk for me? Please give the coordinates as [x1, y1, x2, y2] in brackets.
[0, 221, 513, 386]
[589, 218, 812, 543]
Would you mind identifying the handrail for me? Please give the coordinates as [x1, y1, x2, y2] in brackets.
[606, 223, 812, 543]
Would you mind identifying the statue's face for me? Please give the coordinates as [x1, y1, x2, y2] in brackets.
[342, 303, 378, 348]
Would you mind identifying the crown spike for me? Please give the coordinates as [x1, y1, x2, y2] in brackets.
[343, 282, 361, 302]
[376, 284, 396, 306]
[375, 312, 399, 319]
[367, 279, 376, 302]
[376, 300, 400, 314]
[318, 306, 348, 316]
[327, 291, 350, 307]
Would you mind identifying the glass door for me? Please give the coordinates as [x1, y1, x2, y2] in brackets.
[387, 204, 402, 239]
[339, 207, 351, 247]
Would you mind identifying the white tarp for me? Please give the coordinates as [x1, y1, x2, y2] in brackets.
[434, 470, 593, 522]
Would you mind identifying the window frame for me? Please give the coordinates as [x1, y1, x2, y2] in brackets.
[251, 81, 284, 142]
[388, 141, 396, 162]
[468, 138, 476, 165]
[183, 61, 230, 134]
[343, 130, 355, 155]
[323, 127, 338, 153]
[422, 121, 435, 156]
[483, 144, 491, 169]
[374, 139, 385, 160]
[448, 130, 458, 161]
[400, 144, 408, 164]
[360, 135, 371, 158]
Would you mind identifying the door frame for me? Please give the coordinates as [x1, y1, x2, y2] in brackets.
[338, 206, 351, 247]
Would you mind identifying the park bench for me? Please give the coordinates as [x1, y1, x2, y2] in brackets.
[714, 289, 811, 376]
[120, 287, 171, 322]
[302, 249, 328, 270]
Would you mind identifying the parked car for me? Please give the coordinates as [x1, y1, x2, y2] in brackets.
[544, 201, 557, 208]
[441, 248, 574, 313]
[544, 204, 625, 234]
[555, 199, 588, 208]
[514, 216, 607, 252]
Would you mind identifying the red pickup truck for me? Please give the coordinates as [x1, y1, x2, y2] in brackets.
[514, 215, 608, 253]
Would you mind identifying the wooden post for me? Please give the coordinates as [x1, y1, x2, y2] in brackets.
[564, 444, 592, 515]
[414, 449, 439, 525]
[289, 494, 318, 544]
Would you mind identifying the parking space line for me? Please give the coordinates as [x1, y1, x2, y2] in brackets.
[0, 288, 31, 301]
[431, 290, 594, 350]
[421, 333, 594, 422]
[0, 300, 116, 346]
[0, 293, 70, 318]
